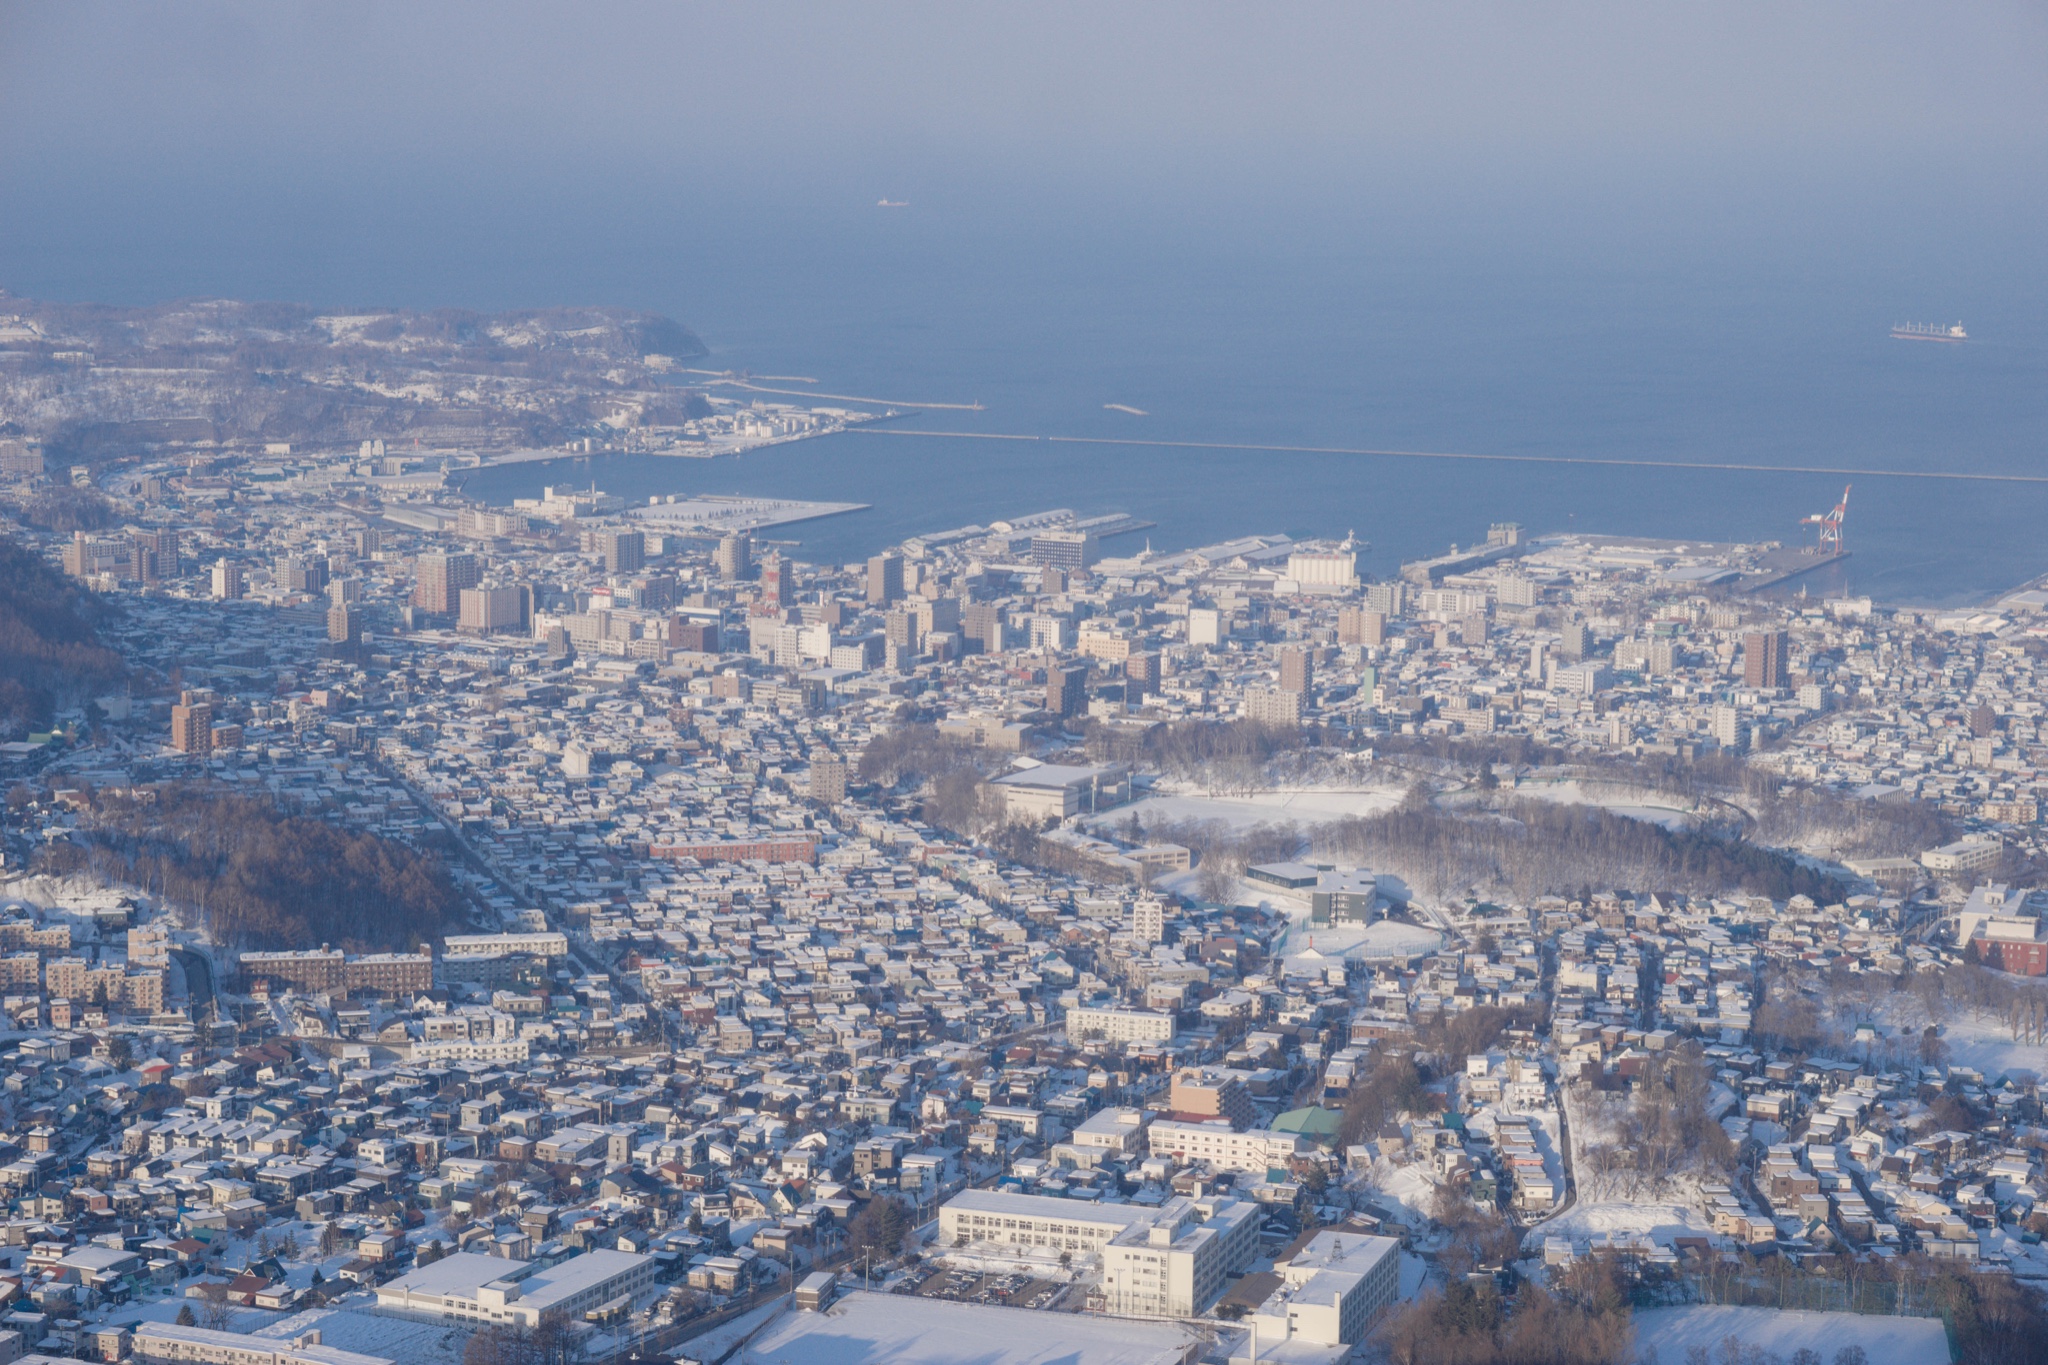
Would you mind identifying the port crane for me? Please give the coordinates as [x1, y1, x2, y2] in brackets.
[1801, 483, 1851, 555]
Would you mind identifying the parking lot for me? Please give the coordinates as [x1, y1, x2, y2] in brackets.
[906, 1268, 1068, 1310]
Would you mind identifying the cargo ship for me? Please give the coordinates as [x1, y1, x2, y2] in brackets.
[1891, 321, 1967, 342]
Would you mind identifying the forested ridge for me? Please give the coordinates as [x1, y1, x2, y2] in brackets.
[0, 532, 124, 736]
[40, 782, 467, 951]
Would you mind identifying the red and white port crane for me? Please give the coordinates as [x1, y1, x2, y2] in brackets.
[1801, 484, 1851, 555]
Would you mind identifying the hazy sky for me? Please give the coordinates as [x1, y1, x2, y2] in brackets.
[1, 3, 2043, 307]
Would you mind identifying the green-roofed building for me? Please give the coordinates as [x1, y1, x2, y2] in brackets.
[1272, 1106, 1343, 1144]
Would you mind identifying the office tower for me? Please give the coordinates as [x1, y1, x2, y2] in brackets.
[170, 693, 213, 757]
[1743, 630, 1788, 689]
[759, 553, 788, 608]
[1030, 529, 1098, 571]
[716, 533, 752, 581]
[867, 552, 904, 606]
[211, 559, 244, 601]
[1125, 652, 1161, 698]
[599, 529, 645, 575]
[1279, 647, 1313, 694]
[1337, 608, 1385, 648]
[326, 603, 359, 645]
[413, 552, 481, 615]
[1048, 663, 1089, 717]
[809, 755, 848, 804]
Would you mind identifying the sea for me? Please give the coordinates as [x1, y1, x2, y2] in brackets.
[12, 171, 2046, 604]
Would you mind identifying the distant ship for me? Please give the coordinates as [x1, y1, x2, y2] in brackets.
[1891, 321, 1967, 342]
[877, 199, 909, 208]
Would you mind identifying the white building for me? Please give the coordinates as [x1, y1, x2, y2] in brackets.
[440, 931, 569, 959]
[938, 1189, 1153, 1258]
[1065, 1005, 1175, 1045]
[1923, 838, 2002, 876]
[134, 1325, 391, 1365]
[1098, 1196, 1262, 1319]
[1147, 1119, 1306, 1174]
[1243, 1230, 1400, 1347]
[1284, 549, 1358, 591]
[939, 1190, 1258, 1319]
[374, 1249, 656, 1328]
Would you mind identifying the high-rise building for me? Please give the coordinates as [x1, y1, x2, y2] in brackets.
[1243, 686, 1303, 726]
[1279, 647, 1313, 694]
[1364, 581, 1406, 616]
[132, 529, 180, 580]
[867, 552, 904, 606]
[668, 617, 719, 653]
[963, 601, 1005, 654]
[1711, 704, 1750, 752]
[326, 603, 360, 645]
[459, 585, 525, 634]
[1337, 608, 1385, 648]
[1125, 652, 1161, 698]
[413, 552, 481, 615]
[1187, 607, 1222, 647]
[276, 554, 329, 596]
[170, 692, 213, 757]
[1131, 896, 1166, 946]
[599, 529, 645, 575]
[1743, 630, 1788, 690]
[759, 553, 788, 608]
[885, 608, 922, 653]
[1030, 530, 1098, 572]
[329, 576, 363, 606]
[1560, 620, 1591, 659]
[353, 526, 381, 558]
[808, 754, 848, 804]
[1047, 663, 1090, 717]
[715, 533, 752, 581]
[211, 559, 244, 601]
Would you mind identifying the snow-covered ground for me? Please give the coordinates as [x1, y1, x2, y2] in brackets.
[1935, 1012, 2047, 1079]
[1509, 779, 1698, 830]
[1633, 1305, 1949, 1365]
[1093, 784, 1401, 834]
[1531, 1086, 1713, 1247]
[1868, 996, 2046, 1080]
